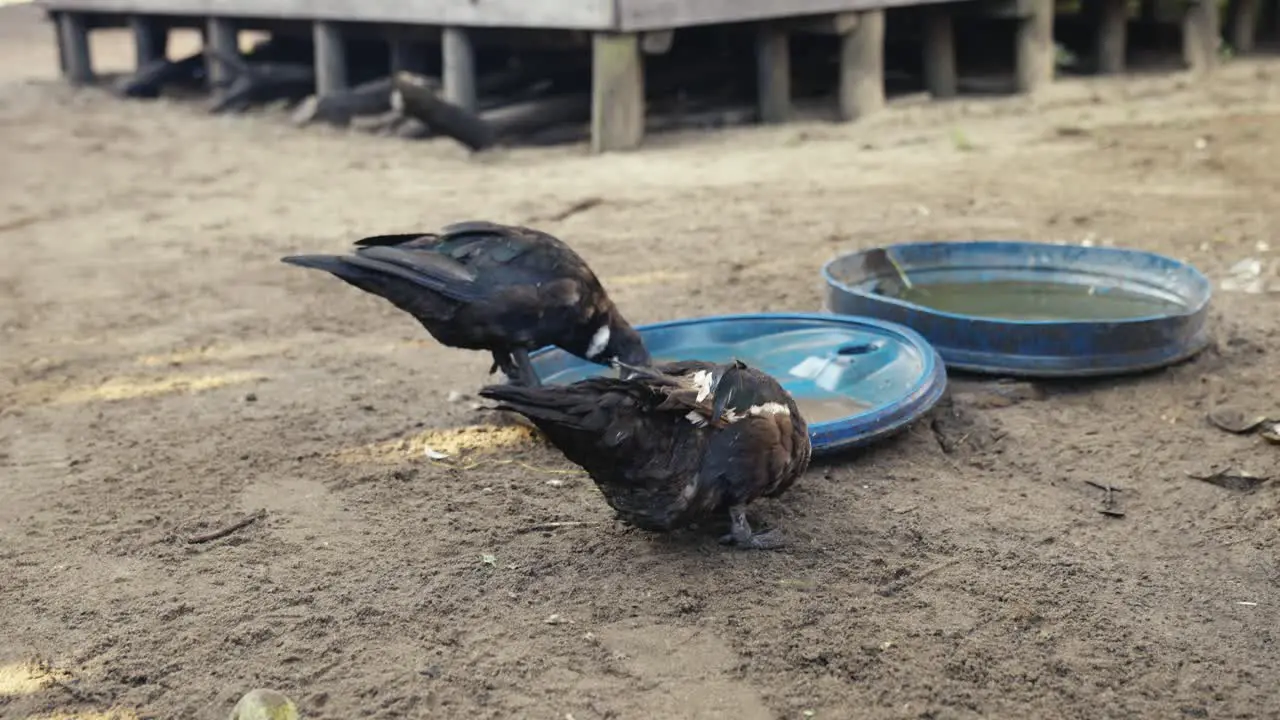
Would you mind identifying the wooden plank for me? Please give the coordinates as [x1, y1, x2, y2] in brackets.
[1181, 0, 1219, 72]
[56, 12, 93, 83]
[837, 9, 884, 121]
[755, 24, 790, 124]
[1095, 0, 1127, 73]
[314, 20, 348, 95]
[1227, 0, 1259, 53]
[129, 15, 167, 67]
[34, 0, 617, 30]
[1015, 0, 1054, 94]
[616, 0, 967, 31]
[442, 27, 477, 113]
[922, 5, 956, 98]
[204, 17, 236, 88]
[590, 32, 644, 153]
[786, 12, 860, 34]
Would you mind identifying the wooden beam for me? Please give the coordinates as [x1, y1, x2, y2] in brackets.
[923, 6, 957, 98]
[787, 12, 860, 35]
[590, 32, 644, 153]
[1227, 0, 1259, 53]
[1182, 0, 1219, 73]
[1015, 0, 1055, 94]
[755, 25, 791, 124]
[204, 17, 237, 89]
[56, 12, 93, 84]
[37, 0, 618, 31]
[1095, 0, 1128, 73]
[442, 27, 477, 113]
[313, 20, 349, 96]
[837, 9, 884, 122]
[129, 16, 167, 69]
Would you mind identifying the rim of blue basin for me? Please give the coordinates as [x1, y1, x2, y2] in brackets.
[821, 240, 1214, 378]
[528, 312, 949, 456]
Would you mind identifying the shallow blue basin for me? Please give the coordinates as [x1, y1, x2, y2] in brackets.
[529, 312, 948, 456]
[822, 241, 1212, 377]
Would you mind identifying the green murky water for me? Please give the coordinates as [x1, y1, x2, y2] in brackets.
[879, 279, 1185, 321]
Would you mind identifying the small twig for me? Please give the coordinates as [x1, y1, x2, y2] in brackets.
[186, 510, 264, 544]
[1085, 480, 1125, 518]
[544, 197, 605, 223]
[519, 521, 599, 534]
[878, 558, 961, 597]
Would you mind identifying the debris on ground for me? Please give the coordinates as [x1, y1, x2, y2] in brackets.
[229, 688, 299, 720]
[1189, 468, 1270, 492]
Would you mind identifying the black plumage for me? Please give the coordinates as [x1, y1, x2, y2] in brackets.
[281, 221, 650, 386]
[478, 359, 812, 549]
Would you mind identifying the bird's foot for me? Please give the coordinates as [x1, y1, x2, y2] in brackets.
[720, 504, 784, 550]
[719, 528, 785, 550]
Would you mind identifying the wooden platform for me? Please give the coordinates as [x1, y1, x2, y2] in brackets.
[36, 0, 1262, 153]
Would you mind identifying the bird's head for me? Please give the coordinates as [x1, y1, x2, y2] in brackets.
[585, 314, 651, 375]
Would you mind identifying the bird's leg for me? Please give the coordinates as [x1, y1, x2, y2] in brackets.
[719, 503, 784, 550]
[490, 350, 520, 384]
[511, 347, 542, 387]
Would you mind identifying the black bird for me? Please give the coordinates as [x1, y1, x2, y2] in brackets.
[478, 359, 812, 549]
[281, 221, 650, 386]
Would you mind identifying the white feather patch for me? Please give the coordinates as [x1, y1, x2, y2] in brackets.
[691, 370, 714, 402]
[748, 402, 790, 417]
[685, 410, 709, 427]
[586, 324, 611, 359]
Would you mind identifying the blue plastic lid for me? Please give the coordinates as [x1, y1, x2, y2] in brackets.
[528, 312, 948, 456]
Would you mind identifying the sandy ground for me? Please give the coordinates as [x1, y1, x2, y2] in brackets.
[2, 4, 1280, 719]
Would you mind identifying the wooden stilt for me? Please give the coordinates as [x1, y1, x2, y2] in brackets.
[52, 12, 69, 76]
[130, 15, 168, 68]
[57, 12, 93, 84]
[1227, 0, 1259, 53]
[923, 6, 957, 98]
[1182, 0, 1220, 72]
[1096, 0, 1128, 73]
[838, 10, 884, 121]
[442, 27, 478, 112]
[1016, 0, 1055, 94]
[590, 32, 644, 153]
[755, 25, 791, 124]
[204, 17, 237, 89]
[314, 21, 349, 96]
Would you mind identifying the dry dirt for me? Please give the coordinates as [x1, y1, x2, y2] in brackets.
[2, 4, 1280, 719]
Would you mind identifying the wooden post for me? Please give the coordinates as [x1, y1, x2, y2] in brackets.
[1182, 0, 1219, 72]
[590, 32, 645, 153]
[130, 16, 168, 68]
[1227, 0, 1259, 53]
[389, 37, 429, 75]
[442, 27, 478, 112]
[838, 10, 884, 121]
[923, 6, 957, 98]
[1096, 0, 1128, 73]
[204, 17, 237, 89]
[314, 21, 349, 96]
[1016, 0, 1055, 94]
[56, 12, 93, 84]
[755, 25, 791, 124]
